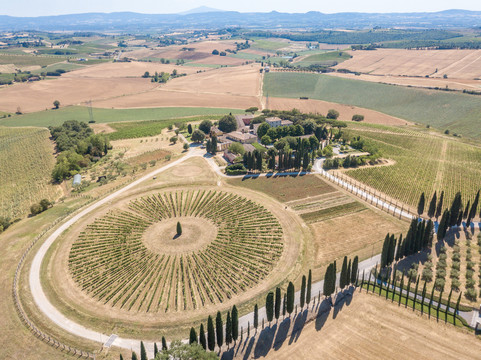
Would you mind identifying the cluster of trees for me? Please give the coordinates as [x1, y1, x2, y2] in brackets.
[49, 120, 111, 181]
[211, 49, 227, 56]
[323, 256, 359, 300]
[205, 134, 218, 154]
[0, 216, 13, 234]
[419, 190, 480, 239]
[127, 340, 217, 360]
[381, 219, 434, 269]
[30, 199, 53, 216]
[323, 155, 368, 169]
[243, 150, 263, 171]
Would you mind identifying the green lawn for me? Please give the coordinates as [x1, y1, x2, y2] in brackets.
[263, 72, 481, 139]
[0, 106, 245, 127]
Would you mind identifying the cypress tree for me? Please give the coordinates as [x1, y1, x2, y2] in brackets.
[428, 191, 437, 218]
[120, 355, 124, 360]
[140, 341, 147, 360]
[300, 275, 306, 308]
[435, 191, 444, 219]
[215, 311, 223, 348]
[386, 272, 392, 300]
[421, 281, 427, 315]
[199, 324, 206, 350]
[266, 291, 274, 324]
[190, 327, 198, 344]
[131, 352, 138, 360]
[448, 192, 462, 226]
[176, 221, 182, 236]
[467, 190, 480, 225]
[207, 315, 215, 351]
[398, 272, 404, 306]
[351, 256, 359, 285]
[436, 288, 444, 321]
[456, 210, 463, 226]
[416, 221, 425, 252]
[437, 209, 450, 240]
[253, 304, 258, 330]
[324, 264, 332, 297]
[225, 311, 232, 346]
[395, 234, 403, 261]
[454, 292, 462, 325]
[464, 200, 471, 220]
[413, 276, 420, 311]
[287, 281, 295, 315]
[446, 288, 453, 323]
[428, 286, 435, 317]
[340, 256, 348, 288]
[187, 123, 193, 134]
[391, 275, 397, 303]
[347, 259, 352, 288]
[154, 343, 158, 357]
[306, 269, 312, 305]
[232, 305, 238, 344]
[417, 192, 425, 216]
[423, 220, 434, 248]
[388, 234, 396, 266]
[381, 234, 390, 268]
[274, 287, 281, 321]
[162, 336, 167, 351]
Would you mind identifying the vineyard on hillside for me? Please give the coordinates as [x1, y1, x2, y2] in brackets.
[69, 190, 283, 313]
[344, 124, 481, 210]
[0, 127, 59, 219]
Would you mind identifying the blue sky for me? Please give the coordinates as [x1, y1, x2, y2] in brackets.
[3, 0, 481, 17]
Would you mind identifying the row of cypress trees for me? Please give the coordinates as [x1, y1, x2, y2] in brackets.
[380, 219, 434, 268]
[323, 256, 359, 300]
[418, 190, 480, 226]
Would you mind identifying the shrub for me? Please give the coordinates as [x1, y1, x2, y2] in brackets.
[407, 268, 418, 281]
[451, 261, 460, 270]
[465, 288, 477, 301]
[450, 269, 459, 279]
[466, 270, 474, 279]
[352, 114, 364, 122]
[467, 261, 475, 270]
[436, 260, 447, 270]
[451, 279, 461, 291]
[436, 269, 446, 279]
[327, 109, 340, 119]
[30, 203, 43, 215]
[451, 252, 461, 262]
[438, 253, 447, 261]
[225, 164, 247, 175]
[466, 278, 476, 289]
[422, 268, 433, 282]
[439, 246, 447, 254]
[434, 278, 445, 290]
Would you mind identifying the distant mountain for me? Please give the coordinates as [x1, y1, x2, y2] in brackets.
[179, 6, 224, 15]
[0, 9, 480, 31]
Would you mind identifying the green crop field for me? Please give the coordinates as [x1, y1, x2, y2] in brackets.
[0, 106, 244, 128]
[0, 127, 59, 219]
[263, 72, 481, 139]
[250, 38, 287, 51]
[108, 115, 224, 140]
[344, 123, 481, 209]
[228, 52, 264, 60]
[0, 53, 67, 67]
[30, 62, 85, 74]
[294, 51, 352, 66]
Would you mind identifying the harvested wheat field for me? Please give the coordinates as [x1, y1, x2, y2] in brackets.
[62, 61, 207, 78]
[127, 40, 245, 65]
[94, 65, 262, 109]
[0, 77, 157, 113]
[327, 72, 481, 91]
[337, 49, 481, 80]
[266, 97, 411, 126]
[261, 292, 479, 360]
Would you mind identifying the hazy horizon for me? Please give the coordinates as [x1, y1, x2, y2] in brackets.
[2, 0, 481, 17]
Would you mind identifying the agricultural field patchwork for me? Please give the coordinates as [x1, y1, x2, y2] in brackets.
[69, 190, 283, 312]
[263, 72, 481, 139]
[0, 127, 59, 219]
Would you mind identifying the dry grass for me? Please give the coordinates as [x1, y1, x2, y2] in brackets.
[258, 291, 479, 360]
[337, 49, 481, 80]
[266, 96, 412, 126]
[227, 174, 336, 203]
[93, 64, 262, 110]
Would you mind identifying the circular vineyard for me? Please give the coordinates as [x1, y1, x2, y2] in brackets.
[68, 190, 283, 313]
